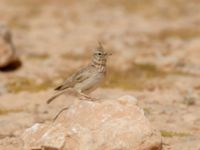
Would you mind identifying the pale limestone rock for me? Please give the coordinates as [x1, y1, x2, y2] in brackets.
[0, 24, 18, 68]
[117, 95, 138, 105]
[22, 95, 162, 150]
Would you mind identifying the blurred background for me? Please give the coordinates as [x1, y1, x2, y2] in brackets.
[0, 0, 200, 149]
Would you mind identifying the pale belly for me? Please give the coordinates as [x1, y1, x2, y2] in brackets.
[74, 72, 105, 94]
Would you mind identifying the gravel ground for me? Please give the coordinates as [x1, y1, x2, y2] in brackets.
[0, 0, 200, 149]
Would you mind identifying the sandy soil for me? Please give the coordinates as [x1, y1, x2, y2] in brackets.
[0, 0, 200, 149]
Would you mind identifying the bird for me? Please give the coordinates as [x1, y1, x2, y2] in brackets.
[46, 43, 111, 104]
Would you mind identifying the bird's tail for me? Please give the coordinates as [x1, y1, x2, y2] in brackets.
[46, 91, 66, 104]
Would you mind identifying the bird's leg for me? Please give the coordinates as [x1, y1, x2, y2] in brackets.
[79, 92, 93, 100]
[78, 91, 99, 101]
[53, 106, 70, 122]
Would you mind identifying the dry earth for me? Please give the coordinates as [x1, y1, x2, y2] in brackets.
[0, 0, 200, 149]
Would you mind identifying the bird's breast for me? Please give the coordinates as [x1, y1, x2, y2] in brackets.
[74, 72, 105, 94]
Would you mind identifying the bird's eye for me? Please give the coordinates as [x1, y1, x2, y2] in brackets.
[98, 53, 102, 55]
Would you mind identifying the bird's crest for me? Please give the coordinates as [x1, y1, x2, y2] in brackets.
[93, 41, 106, 54]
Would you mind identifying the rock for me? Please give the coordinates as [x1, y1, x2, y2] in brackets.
[117, 95, 138, 105]
[22, 95, 162, 150]
[0, 24, 19, 69]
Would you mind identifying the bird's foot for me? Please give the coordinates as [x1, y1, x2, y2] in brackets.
[79, 95, 99, 101]
[78, 92, 100, 101]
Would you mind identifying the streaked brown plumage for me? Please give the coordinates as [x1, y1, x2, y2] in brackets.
[47, 43, 111, 104]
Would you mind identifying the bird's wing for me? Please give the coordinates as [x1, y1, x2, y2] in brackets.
[54, 66, 92, 91]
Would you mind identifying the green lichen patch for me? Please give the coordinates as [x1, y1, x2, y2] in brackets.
[26, 53, 50, 60]
[104, 63, 166, 90]
[103, 61, 198, 90]
[0, 108, 23, 116]
[160, 130, 191, 138]
[143, 107, 152, 116]
[6, 76, 54, 93]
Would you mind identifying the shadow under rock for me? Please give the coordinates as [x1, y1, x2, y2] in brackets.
[0, 59, 22, 72]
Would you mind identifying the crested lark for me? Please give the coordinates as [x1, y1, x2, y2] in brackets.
[47, 43, 111, 104]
